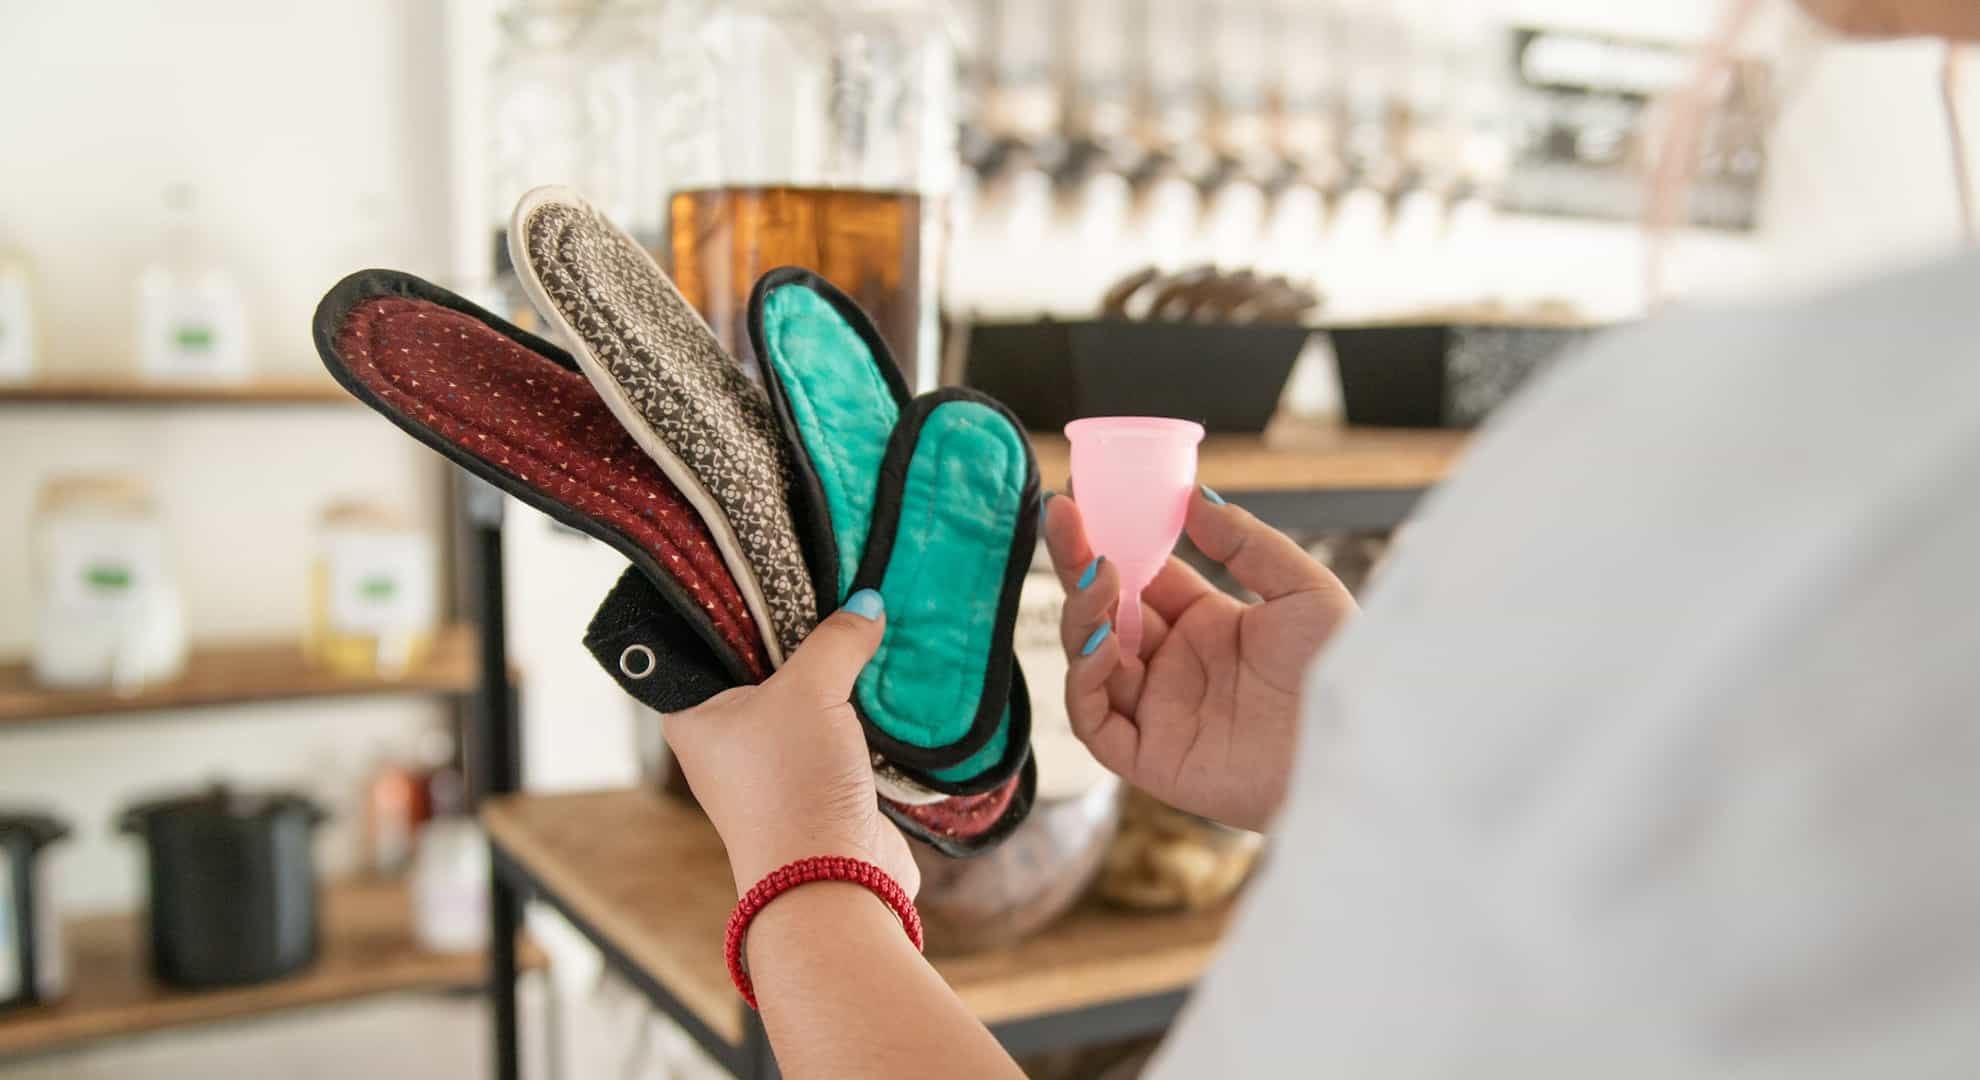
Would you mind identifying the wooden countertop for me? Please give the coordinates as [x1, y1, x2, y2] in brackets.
[483, 789, 1233, 1047]
[0, 879, 541, 1058]
[0, 625, 481, 727]
[1030, 418, 1467, 495]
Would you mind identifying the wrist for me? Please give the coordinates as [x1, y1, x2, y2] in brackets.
[728, 857, 923, 1009]
[744, 879, 911, 970]
[727, 831, 882, 897]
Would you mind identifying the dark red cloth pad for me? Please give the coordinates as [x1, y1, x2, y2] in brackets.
[334, 294, 771, 680]
[890, 782, 1020, 839]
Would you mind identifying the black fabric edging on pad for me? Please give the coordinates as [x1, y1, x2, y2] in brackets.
[584, 566, 738, 714]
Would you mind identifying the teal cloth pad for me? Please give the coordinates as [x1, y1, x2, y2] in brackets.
[858, 399, 1028, 777]
[750, 269, 1037, 785]
[847, 389, 1036, 775]
[756, 282, 898, 602]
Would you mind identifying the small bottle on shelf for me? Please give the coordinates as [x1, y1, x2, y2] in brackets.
[362, 741, 429, 878]
[410, 725, 488, 953]
[135, 184, 249, 382]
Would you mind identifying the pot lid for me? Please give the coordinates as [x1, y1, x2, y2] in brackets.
[0, 809, 71, 851]
[118, 784, 327, 829]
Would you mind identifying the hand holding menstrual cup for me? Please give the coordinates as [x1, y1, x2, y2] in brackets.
[1063, 417, 1205, 657]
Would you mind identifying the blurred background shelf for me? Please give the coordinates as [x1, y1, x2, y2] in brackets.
[0, 624, 481, 726]
[1031, 418, 1468, 495]
[1031, 418, 1470, 532]
[0, 879, 542, 1059]
[0, 377, 352, 406]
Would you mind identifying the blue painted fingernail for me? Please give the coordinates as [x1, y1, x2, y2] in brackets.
[1077, 556, 1104, 590]
[1038, 491, 1055, 533]
[1200, 484, 1226, 506]
[844, 589, 884, 621]
[1081, 622, 1112, 656]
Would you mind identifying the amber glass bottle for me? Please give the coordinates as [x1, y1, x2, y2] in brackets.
[654, 0, 953, 389]
[667, 186, 923, 382]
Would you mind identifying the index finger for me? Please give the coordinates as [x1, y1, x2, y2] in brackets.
[1040, 493, 1096, 589]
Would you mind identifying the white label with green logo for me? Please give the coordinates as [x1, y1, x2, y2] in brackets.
[137, 271, 248, 379]
[326, 531, 434, 636]
[49, 535, 145, 614]
[0, 274, 31, 381]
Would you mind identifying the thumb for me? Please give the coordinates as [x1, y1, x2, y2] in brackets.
[772, 588, 887, 706]
[1184, 487, 1335, 601]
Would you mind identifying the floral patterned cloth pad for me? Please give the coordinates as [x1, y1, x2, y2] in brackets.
[509, 186, 815, 666]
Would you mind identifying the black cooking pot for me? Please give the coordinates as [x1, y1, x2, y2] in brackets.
[117, 785, 328, 988]
[0, 810, 70, 1010]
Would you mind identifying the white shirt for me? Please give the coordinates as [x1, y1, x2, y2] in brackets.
[1153, 252, 1980, 1078]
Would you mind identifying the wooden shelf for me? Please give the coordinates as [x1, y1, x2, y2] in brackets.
[0, 625, 481, 727]
[483, 789, 1232, 1048]
[0, 376, 352, 406]
[0, 879, 542, 1058]
[1031, 417, 1468, 495]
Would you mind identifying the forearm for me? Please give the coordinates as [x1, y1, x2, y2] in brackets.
[746, 883, 1024, 1080]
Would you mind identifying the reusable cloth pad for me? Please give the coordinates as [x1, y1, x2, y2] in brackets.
[582, 566, 1036, 856]
[748, 269, 1040, 792]
[313, 270, 1030, 854]
[509, 187, 814, 665]
[311, 270, 770, 684]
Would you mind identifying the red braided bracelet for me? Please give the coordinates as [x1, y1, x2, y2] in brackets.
[724, 855, 923, 1010]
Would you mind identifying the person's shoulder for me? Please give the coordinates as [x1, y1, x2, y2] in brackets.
[1584, 249, 1980, 386]
[1454, 249, 1980, 483]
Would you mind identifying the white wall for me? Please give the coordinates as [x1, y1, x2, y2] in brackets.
[0, 0, 458, 914]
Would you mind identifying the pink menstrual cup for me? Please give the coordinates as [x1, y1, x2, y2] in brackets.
[1064, 417, 1205, 657]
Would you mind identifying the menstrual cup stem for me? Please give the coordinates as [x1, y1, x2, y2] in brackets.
[1118, 589, 1143, 658]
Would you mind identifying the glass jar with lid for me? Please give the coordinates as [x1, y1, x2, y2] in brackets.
[307, 501, 437, 679]
[485, 1, 667, 330]
[31, 473, 187, 690]
[658, 0, 958, 389]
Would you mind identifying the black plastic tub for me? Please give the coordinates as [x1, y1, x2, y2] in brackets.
[118, 786, 327, 988]
[966, 320, 1309, 433]
[1330, 322, 1598, 429]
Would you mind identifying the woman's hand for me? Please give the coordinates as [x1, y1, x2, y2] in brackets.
[1043, 489, 1358, 831]
[663, 593, 919, 899]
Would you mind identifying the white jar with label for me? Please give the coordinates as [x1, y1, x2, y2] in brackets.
[135, 185, 249, 382]
[309, 501, 437, 678]
[0, 245, 35, 383]
[31, 474, 188, 690]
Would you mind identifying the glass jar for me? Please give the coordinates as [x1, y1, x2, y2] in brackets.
[486, 1, 600, 339]
[659, 0, 957, 389]
[135, 185, 249, 382]
[486, 2, 666, 332]
[31, 474, 186, 690]
[1097, 788, 1263, 911]
[307, 501, 436, 678]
